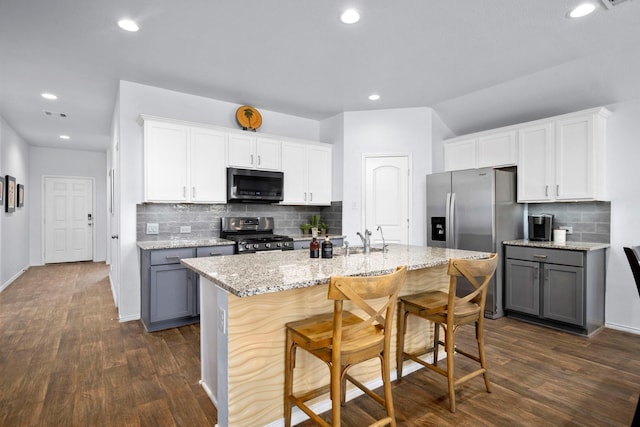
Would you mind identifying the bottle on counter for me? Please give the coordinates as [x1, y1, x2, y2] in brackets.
[321, 236, 333, 258]
[310, 237, 320, 258]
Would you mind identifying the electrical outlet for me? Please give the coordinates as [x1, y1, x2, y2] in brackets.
[561, 226, 573, 234]
[146, 223, 159, 234]
[180, 225, 191, 233]
[218, 307, 227, 333]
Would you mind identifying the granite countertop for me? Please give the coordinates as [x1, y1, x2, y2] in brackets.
[181, 244, 490, 298]
[137, 238, 234, 250]
[137, 234, 347, 250]
[503, 239, 610, 251]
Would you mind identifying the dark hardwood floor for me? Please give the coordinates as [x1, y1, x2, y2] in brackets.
[1, 262, 639, 426]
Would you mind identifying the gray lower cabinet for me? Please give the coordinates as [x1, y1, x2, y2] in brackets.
[140, 244, 235, 332]
[141, 247, 198, 332]
[505, 245, 604, 335]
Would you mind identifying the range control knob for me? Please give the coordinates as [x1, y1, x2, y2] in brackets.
[253, 244, 259, 249]
[276, 242, 282, 248]
[265, 243, 271, 248]
[245, 244, 251, 250]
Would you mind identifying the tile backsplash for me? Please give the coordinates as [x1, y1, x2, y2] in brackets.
[528, 201, 610, 243]
[137, 201, 343, 241]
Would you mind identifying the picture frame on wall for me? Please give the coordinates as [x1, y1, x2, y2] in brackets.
[17, 184, 24, 208]
[5, 175, 16, 213]
[0, 176, 4, 206]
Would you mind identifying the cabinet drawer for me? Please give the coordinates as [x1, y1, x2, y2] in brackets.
[150, 248, 195, 265]
[196, 245, 235, 257]
[505, 245, 583, 267]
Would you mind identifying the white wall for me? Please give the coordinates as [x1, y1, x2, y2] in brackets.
[28, 147, 107, 266]
[1, 116, 30, 290]
[341, 107, 432, 246]
[115, 81, 322, 321]
[604, 98, 640, 333]
[431, 110, 455, 174]
[319, 113, 344, 201]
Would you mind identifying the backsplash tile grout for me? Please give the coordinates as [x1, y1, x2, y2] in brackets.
[528, 201, 610, 243]
[137, 201, 342, 241]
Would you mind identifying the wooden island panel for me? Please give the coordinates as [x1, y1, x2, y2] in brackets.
[225, 265, 449, 426]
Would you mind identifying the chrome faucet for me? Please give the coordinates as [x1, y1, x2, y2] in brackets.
[377, 225, 388, 252]
[356, 229, 372, 254]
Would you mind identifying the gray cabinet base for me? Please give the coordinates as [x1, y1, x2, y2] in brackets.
[141, 315, 200, 332]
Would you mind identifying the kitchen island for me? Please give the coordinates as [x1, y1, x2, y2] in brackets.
[181, 244, 491, 426]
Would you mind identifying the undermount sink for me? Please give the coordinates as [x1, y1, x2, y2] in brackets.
[336, 246, 386, 255]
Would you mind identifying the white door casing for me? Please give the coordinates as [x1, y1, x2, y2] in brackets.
[363, 155, 411, 245]
[44, 176, 94, 264]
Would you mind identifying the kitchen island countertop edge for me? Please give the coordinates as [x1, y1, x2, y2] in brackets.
[181, 244, 491, 297]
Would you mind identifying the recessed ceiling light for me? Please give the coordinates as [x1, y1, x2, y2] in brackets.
[340, 9, 360, 24]
[59, 135, 70, 140]
[117, 19, 139, 32]
[368, 94, 380, 101]
[41, 93, 57, 100]
[568, 3, 597, 18]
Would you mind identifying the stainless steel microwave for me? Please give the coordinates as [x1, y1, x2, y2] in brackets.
[227, 167, 284, 203]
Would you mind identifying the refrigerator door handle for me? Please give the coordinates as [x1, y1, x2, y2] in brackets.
[449, 192, 456, 248]
[445, 192, 451, 248]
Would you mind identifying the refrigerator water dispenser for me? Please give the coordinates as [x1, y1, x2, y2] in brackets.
[431, 217, 446, 241]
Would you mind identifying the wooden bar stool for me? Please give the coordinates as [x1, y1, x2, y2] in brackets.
[284, 266, 407, 427]
[396, 254, 498, 412]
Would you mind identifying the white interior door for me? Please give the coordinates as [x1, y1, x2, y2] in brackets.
[364, 155, 410, 245]
[44, 176, 94, 263]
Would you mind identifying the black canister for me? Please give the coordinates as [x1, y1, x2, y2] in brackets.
[321, 236, 333, 258]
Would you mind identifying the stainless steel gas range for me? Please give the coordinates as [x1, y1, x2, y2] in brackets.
[220, 217, 294, 254]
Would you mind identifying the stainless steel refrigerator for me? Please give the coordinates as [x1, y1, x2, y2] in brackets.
[427, 167, 523, 318]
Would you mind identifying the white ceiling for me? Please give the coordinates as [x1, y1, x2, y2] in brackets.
[1, 0, 639, 152]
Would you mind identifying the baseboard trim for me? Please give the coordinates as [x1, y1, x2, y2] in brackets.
[605, 322, 640, 335]
[117, 314, 140, 323]
[0, 265, 30, 293]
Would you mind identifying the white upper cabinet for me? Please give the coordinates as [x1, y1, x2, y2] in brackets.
[517, 123, 555, 202]
[190, 128, 227, 203]
[281, 141, 332, 206]
[144, 121, 189, 202]
[143, 119, 227, 203]
[517, 108, 609, 203]
[444, 130, 517, 171]
[444, 137, 476, 171]
[227, 133, 281, 171]
[477, 130, 517, 168]
[141, 115, 331, 206]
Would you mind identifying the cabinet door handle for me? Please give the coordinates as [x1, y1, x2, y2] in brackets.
[310, 192, 313, 202]
[209, 252, 222, 256]
[556, 184, 559, 197]
[192, 187, 196, 198]
[165, 255, 181, 261]
[257, 155, 261, 165]
[250, 154, 254, 165]
[533, 254, 547, 259]
[183, 186, 186, 198]
[545, 185, 549, 197]
[304, 192, 307, 201]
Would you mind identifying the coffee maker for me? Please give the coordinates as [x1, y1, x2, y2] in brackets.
[528, 214, 553, 241]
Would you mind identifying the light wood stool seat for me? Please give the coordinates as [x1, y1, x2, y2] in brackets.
[396, 254, 498, 413]
[284, 266, 407, 427]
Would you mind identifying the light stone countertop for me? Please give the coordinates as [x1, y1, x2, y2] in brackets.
[181, 244, 491, 297]
[137, 235, 346, 250]
[137, 238, 234, 250]
[503, 239, 610, 251]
